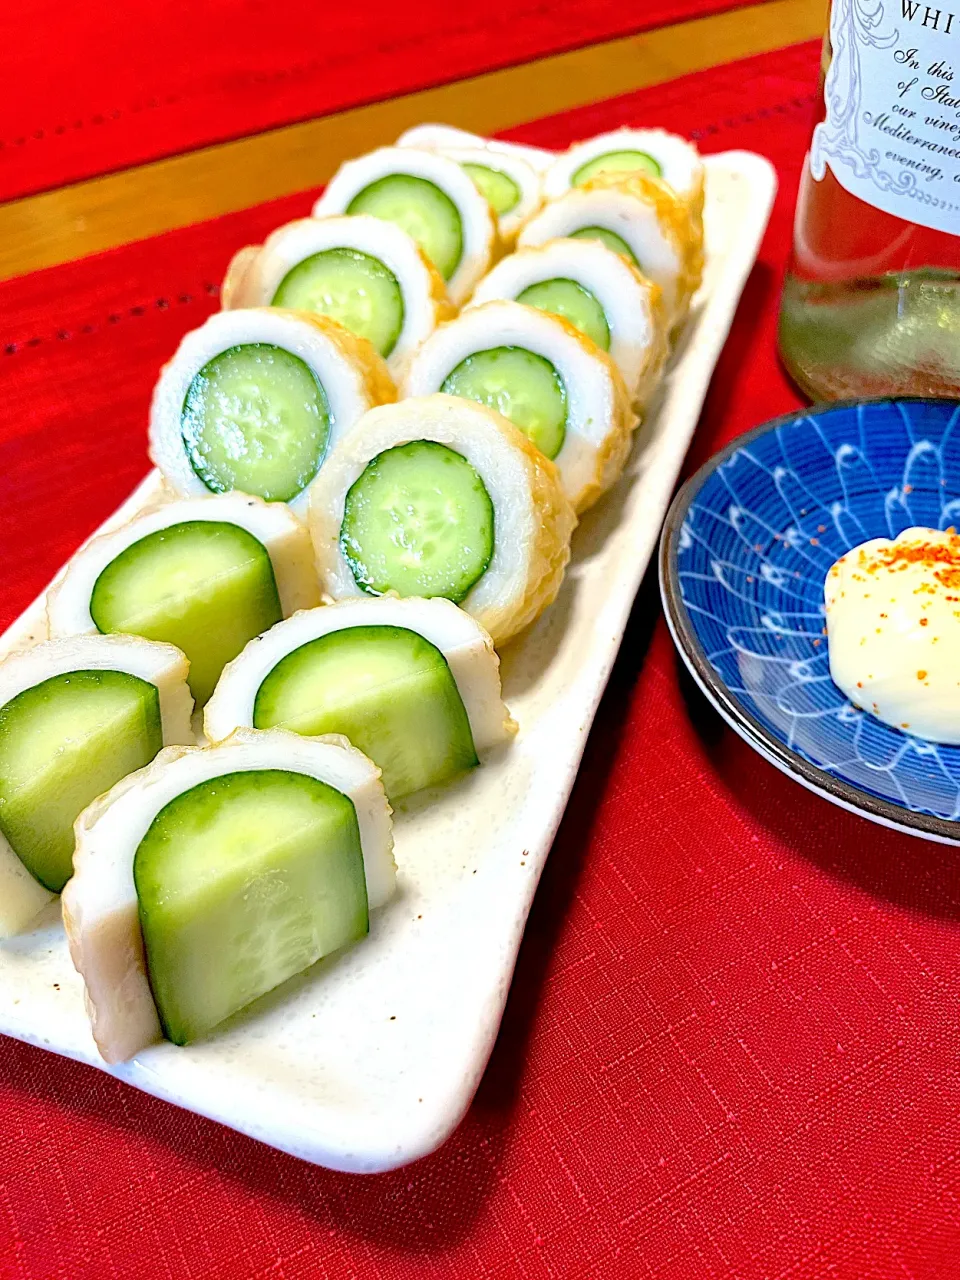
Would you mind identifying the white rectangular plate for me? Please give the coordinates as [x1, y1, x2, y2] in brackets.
[0, 151, 775, 1173]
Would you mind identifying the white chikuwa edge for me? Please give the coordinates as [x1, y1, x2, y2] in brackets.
[311, 147, 498, 306]
[542, 128, 705, 207]
[0, 636, 195, 937]
[203, 597, 516, 755]
[0, 151, 776, 1174]
[400, 300, 633, 509]
[63, 728, 396, 1064]
[222, 216, 451, 378]
[148, 310, 384, 516]
[467, 238, 667, 410]
[406, 145, 543, 242]
[396, 124, 556, 173]
[46, 492, 319, 635]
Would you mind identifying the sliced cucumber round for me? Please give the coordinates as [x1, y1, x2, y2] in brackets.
[441, 345, 567, 460]
[461, 162, 521, 215]
[271, 248, 405, 358]
[253, 625, 477, 800]
[180, 343, 331, 503]
[134, 768, 368, 1045]
[569, 225, 641, 268]
[346, 175, 464, 281]
[516, 278, 611, 352]
[340, 441, 494, 603]
[90, 521, 283, 707]
[572, 149, 663, 185]
[0, 671, 162, 892]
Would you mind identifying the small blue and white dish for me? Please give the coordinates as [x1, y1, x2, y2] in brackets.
[659, 398, 960, 843]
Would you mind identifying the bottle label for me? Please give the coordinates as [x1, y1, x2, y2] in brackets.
[812, 0, 960, 234]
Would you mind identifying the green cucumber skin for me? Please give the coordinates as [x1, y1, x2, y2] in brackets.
[340, 442, 495, 604]
[516, 278, 611, 352]
[271, 249, 405, 358]
[571, 149, 663, 185]
[180, 343, 331, 504]
[0, 670, 163, 893]
[346, 175, 464, 281]
[461, 163, 521, 216]
[440, 345, 568, 461]
[90, 521, 283, 707]
[135, 769, 368, 1045]
[252, 624, 478, 800]
[568, 226, 640, 268]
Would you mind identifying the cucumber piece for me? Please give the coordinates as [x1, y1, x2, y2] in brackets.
[572, 149, 663, 185]
[346, 175, 464, 281]
[569, 225, 641, 268]
[0, 671, 162, 892]
[340, 441, 494, 603]
[271, 249, 405, 358]
[461, 163, 521, 216]
[517, 278, 611, 351]
[180, 343, 331, 503]
[441, 345, 567, 460]
[253, 625, 478, 800]
[135, 769, 367, 1045]
[90, 521, 283, 706]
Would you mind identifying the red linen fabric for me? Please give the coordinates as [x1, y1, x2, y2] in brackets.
[2, 0, 766, 202]
[3, 40, 960, 1280]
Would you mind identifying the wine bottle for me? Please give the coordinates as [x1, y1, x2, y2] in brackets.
[779, 0, 960, 400]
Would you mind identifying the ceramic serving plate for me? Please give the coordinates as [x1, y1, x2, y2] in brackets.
[661, 398, 960, 845]
[0, 151, 775, 1173]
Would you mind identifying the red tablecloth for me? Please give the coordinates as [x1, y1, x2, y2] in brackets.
[3, 40, 960, 1280]
[1, 0, 764, 202]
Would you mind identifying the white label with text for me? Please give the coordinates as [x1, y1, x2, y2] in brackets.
[812, 0, 960, 233]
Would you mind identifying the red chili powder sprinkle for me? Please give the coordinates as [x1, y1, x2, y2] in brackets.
[865, 533, 960, 589]
[920, 617, 929, 626]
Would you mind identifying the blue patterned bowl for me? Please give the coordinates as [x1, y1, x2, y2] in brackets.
[659, 399, 960, 843]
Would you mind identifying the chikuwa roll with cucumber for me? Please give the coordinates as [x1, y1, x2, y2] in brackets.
[542, 128, 705, 228]
[308, 394, 576, 646]
[47, 494, 320, 706]
[219, 216, 454, 376]
[311, 147, 499, 305]
[518, 171, 703, 330]
[63, 727, 395, 1062]
[0, 635, 194, 935]
[400, 300, 636, 513]
[400, 145, 542, 245]
[149, 308, 396, 514]
[468, 238, 668, 410]
[205, 597, 515, 801]
[397, 123, 556, 174]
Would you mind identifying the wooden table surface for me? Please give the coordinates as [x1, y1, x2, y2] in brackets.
[0, 0, 824, 285]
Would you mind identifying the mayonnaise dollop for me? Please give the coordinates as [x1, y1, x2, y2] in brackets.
[825, 526, 960, 743]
